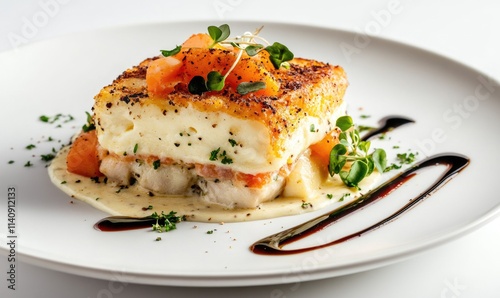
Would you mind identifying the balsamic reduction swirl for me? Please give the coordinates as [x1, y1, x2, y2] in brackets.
[250, 153, 470, 255]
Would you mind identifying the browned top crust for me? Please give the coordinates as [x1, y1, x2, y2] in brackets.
[94, 57, 348, 156]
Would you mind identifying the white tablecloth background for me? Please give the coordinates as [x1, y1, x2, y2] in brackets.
[1, 0, 499, 297]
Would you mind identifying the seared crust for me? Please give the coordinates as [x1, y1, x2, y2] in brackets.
[94, 57, 347, 157]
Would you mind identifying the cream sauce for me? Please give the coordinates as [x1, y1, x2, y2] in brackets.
[48, 146, 379, 223]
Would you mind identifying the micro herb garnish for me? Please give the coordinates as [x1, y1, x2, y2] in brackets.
[326, 193, 333, 199]
[160, 45, 181, 57]
[153, 159, 161, 170]
[265, 42, 294, 69]
[82, 111, 95, 132]
[208, 24, 231, 47]
[236, 81, 266, 95]
[187, 24, 294, 96]
[328, 116, 387, 189]
[150, 211, 184, 233]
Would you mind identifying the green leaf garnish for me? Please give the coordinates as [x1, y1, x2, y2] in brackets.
[265, 42, 294, 69]
[160, 45, 181, 57]
[245, 44, 264, 56]
[236, 81, 266, 95]
[372, 148, 387, 173]
[188, 76, 209, 95]
[336, 115, 354, 131]
[340, 160, 369, 188]
[208, 24, 230, 47]
[328, 143, 347, 176]
[206, 71, 225, 91]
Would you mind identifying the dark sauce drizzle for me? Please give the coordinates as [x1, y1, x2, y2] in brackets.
[92, 115, 467, 254]
[361, 116, 415, 141]
[251, 153, 470, 255]
[94, 216, 156, 232]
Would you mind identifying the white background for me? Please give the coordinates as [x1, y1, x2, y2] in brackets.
[1, 0, 499, 297]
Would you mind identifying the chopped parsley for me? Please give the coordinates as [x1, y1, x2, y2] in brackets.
[310, 124, 316, 132]
[151, 211, 184, 233]
[209, 148, 221, 161]
[228, 139, 238, 147]
[39, 113, 75, 125]
[220, 151, 233, 165]
[397, 152, 417, 164]
[384, 151, 418, 172]
[301, 202, 313, 209]
[82, 111, 95, 132]
[25, 144, 36, 150]
[338, 193, 351, 202]
[41, 154, 55, 162]
[209, 148, 233, 164]
[153, 159, 161, 170]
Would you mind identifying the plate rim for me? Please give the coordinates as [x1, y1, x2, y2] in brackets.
[2, 19, 500, 287]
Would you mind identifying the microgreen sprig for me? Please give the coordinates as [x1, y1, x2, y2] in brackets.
[329, 116, 387, 189]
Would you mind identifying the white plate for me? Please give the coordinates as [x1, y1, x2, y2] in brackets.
[1, 21, 499, 287]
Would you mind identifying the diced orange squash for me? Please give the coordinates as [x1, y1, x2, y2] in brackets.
[310, 132, 340, 166]
[146, 32, 280, 97]
[146, 56, 183, 97]
[182, 33, 214, 48]
[67, 130, 102, 177]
